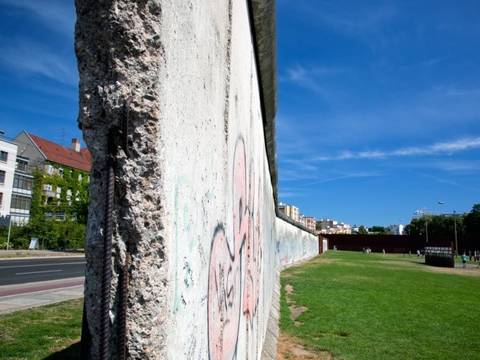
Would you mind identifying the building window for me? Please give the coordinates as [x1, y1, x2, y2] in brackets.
[11, 194, 31, 211]
[13, 175, 33, 191]
[0, 151, 7, 162]
[0, 170, 5, 184]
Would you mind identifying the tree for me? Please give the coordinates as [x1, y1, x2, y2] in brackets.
[464, 204, 480, 251]
[406, 213, 467, 250]
[358, 225, 368, 235]
[29, 169, 48, 241]
[369, 226, 386, 234]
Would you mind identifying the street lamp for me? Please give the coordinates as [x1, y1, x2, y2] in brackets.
[6, 215, 12, 251]
[453, 210, 458, 257]
[414, 209, 428, 244]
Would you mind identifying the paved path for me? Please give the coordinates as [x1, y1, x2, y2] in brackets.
[0, 256, 85, 286]
[0, 277, 84, 314]
[0, 257, 85, 314]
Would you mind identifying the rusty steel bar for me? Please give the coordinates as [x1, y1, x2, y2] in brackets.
[100, 132, 116, 360]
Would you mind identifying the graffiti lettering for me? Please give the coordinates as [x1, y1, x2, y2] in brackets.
[207, 139, 262, 360]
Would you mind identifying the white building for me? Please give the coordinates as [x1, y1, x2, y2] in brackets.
[318, 218, 352, 234]
[10, 155, 34, 224]
[0, 136, 18, 218]
[279, 203, 300, 222]
[388, 224, 405, 235]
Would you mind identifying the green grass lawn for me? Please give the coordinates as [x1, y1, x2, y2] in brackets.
[280, 251, 480, 360]
[0, 299, 82, 360]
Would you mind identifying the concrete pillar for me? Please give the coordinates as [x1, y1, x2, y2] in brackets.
[76, 1, 167, 358]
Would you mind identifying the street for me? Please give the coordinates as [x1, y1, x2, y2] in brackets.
[0, 257, 85, 286]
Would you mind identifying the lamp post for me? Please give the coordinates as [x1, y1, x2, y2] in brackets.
[414, 209, 429, 244]
[425, 219, 428, 244]
[438, 202, 459, 257]
[453, 210, 458, 257]
[6, 215, 12, 251]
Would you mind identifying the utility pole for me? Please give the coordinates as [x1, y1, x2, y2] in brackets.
[425, 218, 428, 244]
[453, 210, 458, 257]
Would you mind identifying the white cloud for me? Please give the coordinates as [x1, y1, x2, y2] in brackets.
[313, 137, 480, 161]
[281, 1, 397, 38]
[419, 173, 480, 193]
[419, 160, 480, 173]
[300, 171, 383, 186]
[0, 0, 75, 35]
[0, 39, 77, 85]
[280, 64, 348, 98]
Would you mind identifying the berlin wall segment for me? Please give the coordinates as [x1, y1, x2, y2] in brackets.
[208, 138, 263, 360]
[76, 0, 318, 359]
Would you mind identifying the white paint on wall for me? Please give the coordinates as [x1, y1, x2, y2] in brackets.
[276, 218, 319, 269]
[156, 1, 319, 357]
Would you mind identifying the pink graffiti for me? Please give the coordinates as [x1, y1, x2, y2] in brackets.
[208, 226, 241, 360]
[243, 164, 262, 325]
[208, 139, 262, 360]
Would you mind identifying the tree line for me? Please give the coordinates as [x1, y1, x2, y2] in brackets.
[0, 168, 88, 250]
[405, 203, 480, 252]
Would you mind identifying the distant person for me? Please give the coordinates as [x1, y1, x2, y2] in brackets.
[382, 249, 386, 255]
[417, 250, 421, 257]
[461, 253, 468, 268]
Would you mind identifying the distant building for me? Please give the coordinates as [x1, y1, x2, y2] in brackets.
[279, 203, 300, 222]
[387, 224, 405, 235]
[0, 135, 18, 218]
[301, 216, 316, 233]
[10, 155, 34, 224]
[11, 131, 91, 223]
[317, 218, 352, 234]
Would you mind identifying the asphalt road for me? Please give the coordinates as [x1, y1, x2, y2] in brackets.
[0, 257, 86, 286]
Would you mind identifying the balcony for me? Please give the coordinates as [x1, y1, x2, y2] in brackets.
[15, 163, 34, 175]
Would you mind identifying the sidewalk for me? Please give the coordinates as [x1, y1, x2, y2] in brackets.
[0, 250, 85, 260]
[0, 277, 84, 314]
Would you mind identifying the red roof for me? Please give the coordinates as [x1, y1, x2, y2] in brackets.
[28, 133, 92, 172]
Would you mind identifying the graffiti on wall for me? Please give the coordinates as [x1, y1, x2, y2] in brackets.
[207, 138, 263, 360]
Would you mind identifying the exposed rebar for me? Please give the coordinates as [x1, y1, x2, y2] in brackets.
[118, 254, 130, 360]
[100, 133, 115, 360]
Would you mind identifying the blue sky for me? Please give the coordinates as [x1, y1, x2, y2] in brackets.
[277, 0, 480, 225]
[0, 1, 479, 226]
[0, 0, 78, 145]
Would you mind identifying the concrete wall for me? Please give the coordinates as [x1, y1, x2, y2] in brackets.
[76, 0, 318, 359]
[277, 217, 319, 268]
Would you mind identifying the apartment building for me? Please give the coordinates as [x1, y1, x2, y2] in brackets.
[301, 216, 317, 233]
[0, 135, 17, 218]
[13, 131, 91, 222]
[10, 155, 34, 224]
[279, 203, 300, 222]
